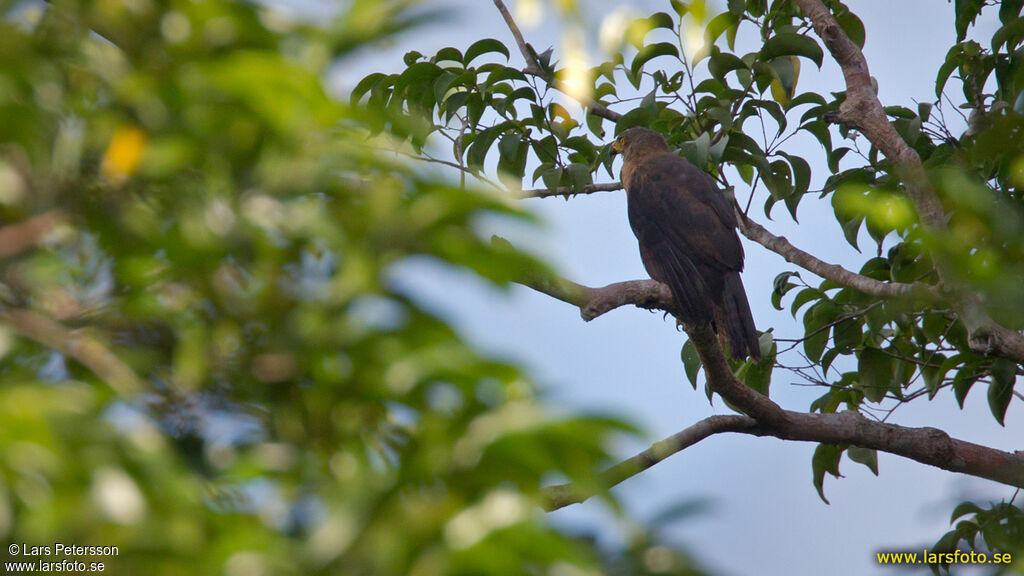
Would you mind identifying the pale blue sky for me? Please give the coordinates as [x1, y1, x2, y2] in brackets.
[335, 2, 1020, 574]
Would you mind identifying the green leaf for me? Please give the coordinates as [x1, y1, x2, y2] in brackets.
[836, 11, 866, 49]
[955, 0, 985, 41]
[802, 301, 837, 363]
[594, 82, 616, 100]
[769, 56, 800, 105]
[563, 162, 593, 193]
[763, 159, 792, 203]
[646, 11, 676, 30]
[988, 358, 1016, 425]
[679, 132, 711, 167]
[779, 152, 810, 214]
[846, 446, 878, 475]
[757, 331, 775, 360]
[433, 70, 459, 103]
[403, 50, 424, 65]
[773, 271, 800, 296]
[351, 73, 386, 105]
[835, 215, 862, 251]
[811, 444, 844, 504]
[1000, 0, 1024, 24]
[735, 336, 775, 396]
[858, 346, 894, 403]
[483, 66, 528, 87]
[936, 44, 965, 98]
[992, 18, 1024, 52]
[832, 318, 861, 352]
[761, 33, 824, 68]
[433, 46, 463, 64]
[953, 367, 978, 408]
[630, 42, 680, 79]
[703, 12, 740, 56]
[801, 120, 833, 154]
[922, 353, 948, 399]
[540, 165, 562, 191]
[790, 287, 822, 317]
[950, 502, 983, 523]
[467, 125, 503, 171]
[785, 92, 826, 110]
[681, 339, 702, 389]
[464, 38, 510, 64]
[820, 348, 842, 378]
[918, 102, 933, 123]
[708, 51, 748, 81]
[497, 132, 528, 179]
[396, 62, 444, 94]
[615, 108, 652, 133]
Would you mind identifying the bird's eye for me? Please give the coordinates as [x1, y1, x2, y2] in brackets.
[617, 138, 626, 147]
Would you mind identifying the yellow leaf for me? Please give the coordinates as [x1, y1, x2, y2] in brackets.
[101, 127, 147, 180]
[769, 56, 801, 106]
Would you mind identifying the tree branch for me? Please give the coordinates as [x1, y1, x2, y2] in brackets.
[515, 267, 674, 321]
[737, 216, 941, 301]
[488, 0, 1024, 511]
[491, 0, 622, 122]
[491, 0, 543, 76]
[3, 308, 144, 395]
[520, 182, 623, 199]
[0, 211, 65, 259]
[522, 181, 940, 303]
[523, 273, 1024, 507]
[790, 0, 1024, 364]
[543, 415, 761, 510]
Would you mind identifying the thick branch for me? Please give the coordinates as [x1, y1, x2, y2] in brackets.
[690, 319, 1024, 488]
[516, 268, 674, 321]
[523, 180, 939, 303]
[543, 415, 760, 510]
[790, 0, 1024, 364]
[4, 308, 144, 395]
[524, 274, 1024, 507]
[517, 267, 672, 321]
[738, 216, 941, 302]
[543, 399, 1024, 511]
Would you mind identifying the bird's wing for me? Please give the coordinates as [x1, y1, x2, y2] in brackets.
[627, 154, 744, 272]
[625, 154, 745, 323]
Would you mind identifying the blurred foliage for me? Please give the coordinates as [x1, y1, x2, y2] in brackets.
[0, 0, 718, 574]
[362, 0, 1024, 570]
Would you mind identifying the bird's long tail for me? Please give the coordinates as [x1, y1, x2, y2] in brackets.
[721, 272, 761, 361]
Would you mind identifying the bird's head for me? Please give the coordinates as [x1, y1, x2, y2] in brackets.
[609, 127, 671, 163]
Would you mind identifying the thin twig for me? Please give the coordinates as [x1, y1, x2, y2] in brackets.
[491, 0, 622, 122]
[492, 0, 542, 76]
[543, 415, 761, 510]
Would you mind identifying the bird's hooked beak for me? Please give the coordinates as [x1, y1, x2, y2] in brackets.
[610, 136, 625, 157]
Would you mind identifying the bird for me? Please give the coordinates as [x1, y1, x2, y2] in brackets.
[611, 126, 761, 361]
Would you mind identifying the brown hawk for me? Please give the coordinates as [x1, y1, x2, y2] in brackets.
[611, 127, 761, 361]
